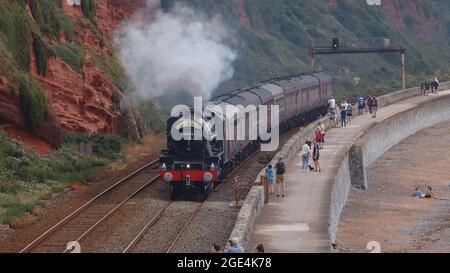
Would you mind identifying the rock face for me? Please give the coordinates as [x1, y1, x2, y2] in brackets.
[0, 0, 147, 147]
[381, 0, 445, 42]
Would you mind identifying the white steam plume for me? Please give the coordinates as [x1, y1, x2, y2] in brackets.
[114, 1, 237, 101]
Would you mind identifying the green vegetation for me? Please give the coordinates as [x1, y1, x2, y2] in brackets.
[20, 81, 49, 130]
[81, 0, 97, 22]
[0, 130, 110, 224]
[53, 42, 84, 74]
[163, 0, 450, 99]
[28, 0, 62, 40]
[62, 133, 127, 160]
[0, 0, 34, 71]
[32, 36, 53, 76]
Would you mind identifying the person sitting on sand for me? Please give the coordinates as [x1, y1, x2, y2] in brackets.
[412, 188, 425, 198]
[424, 185, 438, 199]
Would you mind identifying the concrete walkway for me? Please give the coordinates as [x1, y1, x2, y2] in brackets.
[247, 89, 450, 253]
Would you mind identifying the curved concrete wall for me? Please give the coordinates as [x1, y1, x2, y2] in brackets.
[330, 91, 450, 241]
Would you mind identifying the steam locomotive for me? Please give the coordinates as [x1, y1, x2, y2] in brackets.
[160, 72, 333, 200]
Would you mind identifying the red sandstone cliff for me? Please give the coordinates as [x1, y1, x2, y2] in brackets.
[0, 0, 147, 148]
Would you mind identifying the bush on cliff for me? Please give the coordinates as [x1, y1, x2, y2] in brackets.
[0, 0, 33, 71]
[81, 0, 97, 22]
[62, 133, 127, 160]
[53, 42, 84, 74]
[20, 82, 49, 130]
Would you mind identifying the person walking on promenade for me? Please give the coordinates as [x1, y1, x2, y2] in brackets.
[312, 140, 321, 172]
[424, 80, 430, 96]
[432, 77, 439, 94]
[367, 95, 373, 116]
[371, 96, 378, 118]
[301, 141, 312, 172]
[319, 122, 326, 148]
[329, 109, 336, 128]
[210, 243, 223, 253]
[358, 96, 366, 115]
[315, 124, 324, 149]
[346, 103, 353, 125]
[254, 244, 265, 253]
[275, 157, 286, 197]
[420, 81, 425, 96]
[265, 165, 275, 195]
[335, 105, 340, 128]
[340, 101, 348, 127]
[328, 96, 336, 113]
[225, 238, 244, 253]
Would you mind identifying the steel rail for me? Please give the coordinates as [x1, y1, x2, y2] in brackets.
[19, 159, 160, 253]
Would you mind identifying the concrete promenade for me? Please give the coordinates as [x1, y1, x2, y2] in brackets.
[247, 89, 450, 253]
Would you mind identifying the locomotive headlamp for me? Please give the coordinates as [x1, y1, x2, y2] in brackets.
[210, 163, 215, 170]
[163, 172, 173, 183]
[161, 163, 166, 171]
[186, 164, 191, 169]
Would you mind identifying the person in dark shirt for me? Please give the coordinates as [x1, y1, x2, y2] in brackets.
[371, 96, 378, 118]
[275, 157, 286, 197]
[313, 140, 321, 172]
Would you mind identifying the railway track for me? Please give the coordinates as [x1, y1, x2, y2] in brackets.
[19, 159, 161, 253]
[123, 152, 261, 253]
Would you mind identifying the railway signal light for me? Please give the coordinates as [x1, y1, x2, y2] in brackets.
[332, 38, 339, 49]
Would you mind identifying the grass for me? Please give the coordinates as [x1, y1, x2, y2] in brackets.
[0, 130, 165, 225]
[0, 129, 113, 225]
[53, 42, 84, 74]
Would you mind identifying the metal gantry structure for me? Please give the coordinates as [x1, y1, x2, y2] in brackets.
[309, 38, 406, 89]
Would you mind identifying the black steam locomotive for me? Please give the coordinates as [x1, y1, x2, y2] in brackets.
[160, 72, 333, 200]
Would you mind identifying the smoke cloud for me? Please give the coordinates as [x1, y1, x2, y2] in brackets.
[114, 1, 237, 103]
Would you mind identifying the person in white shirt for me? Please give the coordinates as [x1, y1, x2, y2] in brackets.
[301, 141, 312, 172]
[328, 97, 336, 112]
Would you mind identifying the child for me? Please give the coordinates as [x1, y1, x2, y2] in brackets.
[265, 165, 275, 194]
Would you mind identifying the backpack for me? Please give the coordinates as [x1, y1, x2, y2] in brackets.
[358, 98, 365, 108]
[372, 98, 378, 106]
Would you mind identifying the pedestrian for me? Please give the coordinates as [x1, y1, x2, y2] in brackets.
[335, 105, 340, 128]
[346, 103, 353, 124]
[340, 101, 348, 127]
[319, 122, 326, 148]
[225, 238, 244, 253]
[420, 81, 425, 96]
[254, 244, 265, 253]
[275, 157, 286, 197]
[432, 77, 439, 94]
[265, 165, 275, 195]
[329, 109, 336, 128]
[371, 96, 378, 118]
[424, 80, 430, 96]
[328, 96, 336, 113]
[315, 128, 323, 150]
[367, 96, 373, 115]
[210, 243, 223, 253]
[301, 141, 312, 172]
[312, 140, 321, 172]
[358, 96, 365, 115]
